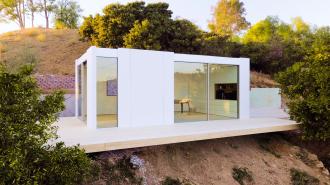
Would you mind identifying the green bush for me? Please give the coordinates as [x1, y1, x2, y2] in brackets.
[0, 64, 92, 184]
[275, 28, 330, 141]
[290, 168, 319, 185]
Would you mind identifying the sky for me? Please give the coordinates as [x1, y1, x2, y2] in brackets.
[1, 0, 330, 34]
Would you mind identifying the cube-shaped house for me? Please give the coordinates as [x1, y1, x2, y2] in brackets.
[75, 47, 250, 129]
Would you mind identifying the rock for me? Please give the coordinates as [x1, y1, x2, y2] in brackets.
[316, 161, 325, 168]
[322, 169, 330, 176]
[309, 153, 318, 161]
[130, 155, 145, 169]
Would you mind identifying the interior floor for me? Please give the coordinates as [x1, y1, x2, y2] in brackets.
[97, 113, 236, 127]
[174, 111, 235, 123]
[97, 114, 118, 128]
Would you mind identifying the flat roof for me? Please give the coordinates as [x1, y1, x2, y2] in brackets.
[54, 117, 299, 153]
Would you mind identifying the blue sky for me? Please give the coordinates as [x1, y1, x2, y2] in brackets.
[1, 0, 329, 33]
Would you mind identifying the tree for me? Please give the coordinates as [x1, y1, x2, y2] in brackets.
[200, 32, 241, 57]
[27, 0, 38, 27]
[38, 0, 56, 28]
[54, 0, 82, 29]
[0, 64, 93, 184]
[79, 2, 173, 48]
[209, 0, 249, 37]
[168, 19, 202, 53]
[275, 27, 330, 141]
[241, 16, 309, 74]
[0, 0, 26, 29]
[123, 20, 162, 50]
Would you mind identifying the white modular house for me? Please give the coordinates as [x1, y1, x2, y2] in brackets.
[75, 47, 250, 129]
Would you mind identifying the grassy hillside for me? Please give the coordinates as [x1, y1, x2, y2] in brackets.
[0, 28, 276, 88]
[0, 28, 89, 75]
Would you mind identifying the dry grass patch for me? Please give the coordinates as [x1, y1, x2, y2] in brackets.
[251, 71, 277, 88]
[0, 28, 89, 75]
[36, 33, 46, 42]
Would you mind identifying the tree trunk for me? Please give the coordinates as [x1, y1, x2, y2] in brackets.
[44, 0, 49, 28]
[29, 0, 34, 27]
[31, 12, 34, 27]
[15, 1, 25, 29]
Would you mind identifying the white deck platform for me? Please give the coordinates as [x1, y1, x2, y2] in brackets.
[54, 117, 299, 153]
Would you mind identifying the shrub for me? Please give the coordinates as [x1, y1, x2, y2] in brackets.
[0, 64, 92, 184]
[275, 27, 330, 141]
[36, 33, 47, 42]
[24, 28, 40, 37]
[232, 167, 253, 185]
[290, 168, 319, 185]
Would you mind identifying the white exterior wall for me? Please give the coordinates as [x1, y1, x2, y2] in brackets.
[75, 47, 250, 128]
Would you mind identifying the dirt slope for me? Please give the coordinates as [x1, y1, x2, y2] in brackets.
[0, 28, 89, 75]
[89, 134, 329, 185]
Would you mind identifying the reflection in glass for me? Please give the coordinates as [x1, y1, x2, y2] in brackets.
[96, 57, 118, 128]
[209, 64, 238, 119]
[174, 62, 208, 122]
[78, 62, 87, 122]
[77, 64, 82, 118]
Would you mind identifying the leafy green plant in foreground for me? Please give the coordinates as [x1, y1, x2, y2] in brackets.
[276, 27, 330, 141]
[0, 64, 92, 184]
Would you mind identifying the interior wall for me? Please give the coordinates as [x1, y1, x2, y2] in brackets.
[209, 66, 238, 118]
[96, 81, 117, 115]
[96, 56, 118, 127]
[174, 73, 207, 113]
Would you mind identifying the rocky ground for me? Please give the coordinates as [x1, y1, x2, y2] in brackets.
[85, 133, 329, 185]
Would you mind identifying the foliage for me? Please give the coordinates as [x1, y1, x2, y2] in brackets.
[0, 64, 92, 184]
[54, 0, 82, 29]
[0, 0, 26, 28]
[241, 16, 311, 74]
[290, 168, 319, 185]
[168, 19, 202, 54]
[38, 0, 57, 28]
[200, 32, 241, 57]
[79, 2, 205, 53]
[232, 167, 253, 185]
[276, 27, 330, 141]
[124, 19, 162, 50]
[209, 0, 250, 37]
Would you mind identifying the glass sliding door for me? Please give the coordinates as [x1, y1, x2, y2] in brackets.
[78, 61, 87, 122]
[209, 64, 238, 119]
[174, 62, 208, 122]
[96, 57, 118, 128]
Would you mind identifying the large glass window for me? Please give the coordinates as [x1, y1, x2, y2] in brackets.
[78, 62, 87, 122]
[174, 62, 239, 123]
[209, 64, 238, 119]
[174, 62, 208, 122]
[96, 57, 118, 128]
